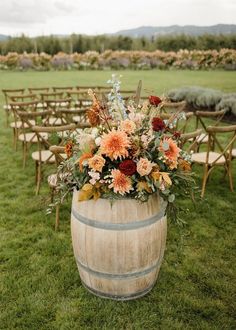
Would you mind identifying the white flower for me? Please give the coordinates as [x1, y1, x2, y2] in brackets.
[88, 171, 100, 185]
[95, 137, 102, 146]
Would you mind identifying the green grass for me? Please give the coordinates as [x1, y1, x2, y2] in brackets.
[0, 70, 236, 330]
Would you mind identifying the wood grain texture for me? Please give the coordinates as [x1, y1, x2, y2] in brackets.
[71, 191, 167, 300]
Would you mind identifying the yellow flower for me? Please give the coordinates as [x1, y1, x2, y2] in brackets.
[137, 181, 152, 193]
[78, 183, 101, 201]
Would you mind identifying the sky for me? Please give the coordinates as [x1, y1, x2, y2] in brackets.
[0, 0, 236, 36]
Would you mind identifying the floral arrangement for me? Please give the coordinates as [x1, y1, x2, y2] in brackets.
[55, 75, 194, 217]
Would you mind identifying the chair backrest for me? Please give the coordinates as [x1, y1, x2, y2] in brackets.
[195, 109, 226, 131]
[9, 100, 39, 124]
[180, 129, 203, 152]
[28, 87, 50, 94]
[52, 86, 74, 93]
[2, 89, 25, 105]
[160, 111, 194, 133]
[56, 109, 89, 125]
[49, 145, 67, 165]
[162, 100, 187, 111]
[9, 93, 38, 102]
[40, 92, 64, 101]
[205, 125, 236, 165]
[17, 109, 53, 128]
[32, 123, 76, 163]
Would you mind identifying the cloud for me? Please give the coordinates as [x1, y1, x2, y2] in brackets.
[0, 0, 235, 36]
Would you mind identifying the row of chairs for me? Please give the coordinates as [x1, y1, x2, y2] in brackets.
[2, 86, 137, 126]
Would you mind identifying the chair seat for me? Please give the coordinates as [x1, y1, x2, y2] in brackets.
[10, 120, 35, 129]
[18, 132, 48, 143]
[42, 117, 64, 125]
[32, 150, 56, 163]
[191, 151, 225, 165]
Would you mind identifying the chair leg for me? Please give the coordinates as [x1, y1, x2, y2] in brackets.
[55, 204, 60, 230]
[228, 164, 234, 192]
[23, 142, 27, 169]
[201, 165, 209, 198]
[35, 162, 41, 195]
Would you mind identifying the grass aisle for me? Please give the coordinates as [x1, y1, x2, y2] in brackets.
[0, 70, 236, 329]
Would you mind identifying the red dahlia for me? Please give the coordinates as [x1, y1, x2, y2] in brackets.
[149, 95, 162, 106]
[152, 117, 166, 132]
[118, 159, 137, 176]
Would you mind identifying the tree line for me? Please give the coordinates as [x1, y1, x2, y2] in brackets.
[0, 33, 236, 55]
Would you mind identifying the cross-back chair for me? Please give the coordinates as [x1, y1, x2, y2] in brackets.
[9, 100, 39, 150]
[32, 123, 76, 194]
[2, 88, 25, 126]
[43, 98, 72, 126]
[194, 109, 226, 151]
[17, 109, 52, 167]
[191, 125, 236, 197]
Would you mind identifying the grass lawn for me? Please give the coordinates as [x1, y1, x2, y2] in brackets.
[0, 70, 236, 329]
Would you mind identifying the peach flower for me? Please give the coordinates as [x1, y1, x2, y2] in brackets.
[100, 129, 130, 160]
[120, 119, 136, 134]
[137, 158, 154, 176]
[159, 137, 180, 161]
[109, 169, 133, 195]
[88, 155, 106, 172]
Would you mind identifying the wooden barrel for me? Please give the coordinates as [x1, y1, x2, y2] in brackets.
[71, 191, 167, 300]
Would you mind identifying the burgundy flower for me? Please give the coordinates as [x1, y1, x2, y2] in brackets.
[118, 159, 137, 176]
[173, 131, 181, 139]
[149, 95, 162, 106]
[152, 117, 166, 132]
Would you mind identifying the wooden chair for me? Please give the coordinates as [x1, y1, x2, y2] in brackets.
[17, 109, 52, 167]
[191, 125, 236, 197]
[194, 109, 226, 151]
[56, 108, 89, 125]
[2, 88, 25, 126]
[32, 123, 76, 194]
[42, 98, 72, 126]
[9, 100, 39, 150]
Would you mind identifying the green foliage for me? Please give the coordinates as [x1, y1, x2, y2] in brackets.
[0, 70, 236, 329]
[167, 86, 236, 114]
[1, 33, 236, 55]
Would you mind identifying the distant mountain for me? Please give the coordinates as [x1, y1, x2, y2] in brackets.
[113, 24, 236, 38]
[0, 34, 9, 41]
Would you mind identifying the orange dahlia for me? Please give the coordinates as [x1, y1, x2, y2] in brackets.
[159, 137, 180, 161]
[109, 169, 133, 195]
[100, 129, 130, 160]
